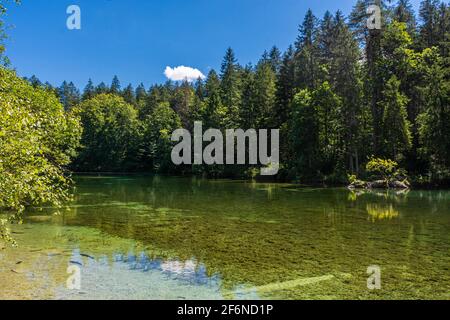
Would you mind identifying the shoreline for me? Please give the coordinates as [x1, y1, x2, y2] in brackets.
[70, 172, 450, 190]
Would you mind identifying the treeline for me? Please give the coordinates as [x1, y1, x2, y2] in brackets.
[26, 0, 450, 183]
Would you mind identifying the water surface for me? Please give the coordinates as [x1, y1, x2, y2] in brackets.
[1, 176, 449, 299]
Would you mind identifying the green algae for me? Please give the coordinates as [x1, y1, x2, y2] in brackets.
[1, 176, 450, 300]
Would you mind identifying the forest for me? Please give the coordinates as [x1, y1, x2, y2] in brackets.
[1, 0, 450, 219]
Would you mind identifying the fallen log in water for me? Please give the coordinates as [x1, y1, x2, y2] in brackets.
[349, 180, 409, 190]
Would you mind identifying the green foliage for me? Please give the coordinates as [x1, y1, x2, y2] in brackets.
[47, 1, 450, 185]
[394, 0, 417, 34]
[220, 48, 241, 127]
[381, 76, 412, 160]
[348, 174, 358, 184]
[56, 2, 448, 184]
[0, 0, 20, 13]
[72, 94, 140, 172]
[288, 82, 343, 177]
[2, 0, 450, 187]
[366, 157, 402, 182]
[203, 70, 224, 128]
[289, 89, 320, 176]
[82, 79, 95, 100]
[110, 75, 121, 94]
[58, 81, 80, 110]
[0, 19, 8, 66]
[1, 4, 81, 244]
[6, 0, 450, 246]
[0, 68, 81, 214]
[274, 46, 295, 127]
[0, 0, 20, 66]
[253, 60, 276, 127]
[141, 102, 182, 173]
[418, 47, 450, 171]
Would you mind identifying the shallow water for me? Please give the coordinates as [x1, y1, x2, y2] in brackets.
[1, 176, 449, 300]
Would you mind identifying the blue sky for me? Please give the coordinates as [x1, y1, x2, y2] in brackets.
[4, 0, 422, 89]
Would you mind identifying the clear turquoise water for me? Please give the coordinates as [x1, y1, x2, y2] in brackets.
[1, 176, 449, 299]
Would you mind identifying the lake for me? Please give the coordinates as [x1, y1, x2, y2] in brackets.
[1, 176, 449, 300]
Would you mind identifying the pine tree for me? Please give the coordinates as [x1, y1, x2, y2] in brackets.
[95, 82, 109, 95]
[83, 79, 95, 100]
[329, 11, 366, 173]
[394, 0, 417, 35]
[135, 83, 146, 102]
[191, 77, 206, 128]
[295, 9, 318, 50]
[294, 9, 321, 90]
[349, 0, 389, 46]
[220, 48, 241, 127]
[194, 77, 205, 99]
[317, 10, 335, 69]
[289, 89, 320, 175]
[28, 75, 42, 88]
[419, 0, 440, 48]
[418, 49, 450, 169]
[43, 81, 54, 93]
[436, 2, 450, 55]
[239, 64, 257, 129]
[58, 81, 81, 110]
[190, 93, 205, 127]
[110, 75, 121, 94]
[204, 70, 223, 128]
[314, 82, 343, 172]
[381, 76, 412, 160]
[122, 84, 136, 105]
[171, 80, 195, 128]
[364, 0, 386, 155]
[274, 45, 295, 127]
[254, 58, 276, 128]
[268, 46, 282, 74]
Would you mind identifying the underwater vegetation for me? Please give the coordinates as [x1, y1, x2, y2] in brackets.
[1, 176, 450, 300]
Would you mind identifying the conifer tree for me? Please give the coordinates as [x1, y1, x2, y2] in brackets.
[194, 77, 205, 99]
[436, 2, 450, 55]
[220, 48, 241, 127]
[58, 81, 80, 110]
[329, 11, 366, 173]
[294, 9, 321, 90]
[28, 75, 42, 88]
[171, 80, 195, 129]
[419, 0, 440, 48]
[110, 75, 121, 94]
[393, 0, 417, 35]
[381, 76, 412, 160]
[239, 64, 257, 129]
[204, 70, 223, 128]
[254, 58, 276, 128]
[268, 46, 282, 74]
[418, 49, 450, 169]
[135, 83, 146, 101]
[95, 82, 109, 95]
[289, 89, 320, 174]
[122, 84, 136, 105]
[83, 79, 95, 100]
[274, 46, 296, 127]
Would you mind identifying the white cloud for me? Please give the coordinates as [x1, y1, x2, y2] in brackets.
[164, 66, 205, 82]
